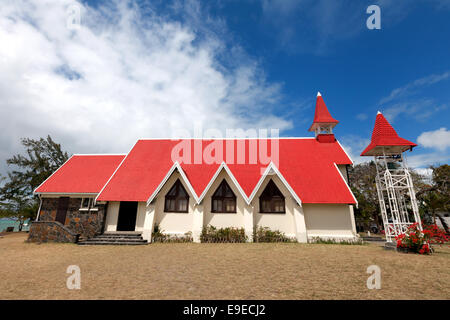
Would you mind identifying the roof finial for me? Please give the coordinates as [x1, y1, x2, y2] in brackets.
[377, 110, 382, 115]
[317, 91, 322, 97]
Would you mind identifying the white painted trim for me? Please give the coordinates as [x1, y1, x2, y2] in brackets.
[35, 196, 42, 221]
[333, 163, 358, 207]
[146, 161, 199, 206]
[197, 162, 250, 204]
[95, 141, 138, 203]
[35, 192, 98, 197]
[248, 162, 302, 206]
[336, 140, 354, 166]
[33, 155, 75, 195]
[175, 162, 199, 203]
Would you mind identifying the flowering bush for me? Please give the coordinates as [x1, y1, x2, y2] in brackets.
[395, 222, 450, 254]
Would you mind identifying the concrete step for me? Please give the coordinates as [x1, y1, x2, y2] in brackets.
[94, 235, 143, 240]
[103, 232, 142, 235]
[78, 241, 147, 245]
[84, 238, 146, 242]
[77, 232, 147, 245]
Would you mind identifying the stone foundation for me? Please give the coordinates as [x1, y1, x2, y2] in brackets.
[29, 197, 107, 243]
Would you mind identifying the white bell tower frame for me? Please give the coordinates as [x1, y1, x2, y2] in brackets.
[361, 111, 421, 243]
[374, 149, 422, 242]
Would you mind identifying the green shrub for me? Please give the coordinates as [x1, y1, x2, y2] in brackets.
[151, 224, 192, 243]
[200, 225, 247, 243]
[309, 236, 364, 245]
[253, 226, 296, 243]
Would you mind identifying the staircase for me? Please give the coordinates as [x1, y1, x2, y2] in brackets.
[78, 232, 148, 245]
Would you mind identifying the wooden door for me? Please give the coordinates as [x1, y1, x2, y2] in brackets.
[55, 197, 70, 225]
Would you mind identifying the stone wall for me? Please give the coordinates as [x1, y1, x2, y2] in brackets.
[29, 197, 108, 243]
[27, 221, 78, 243]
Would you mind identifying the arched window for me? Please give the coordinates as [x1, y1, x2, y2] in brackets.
[164, 179, 189, 213]
[259, 179, 285, 213]
[211, 179, 236, 213]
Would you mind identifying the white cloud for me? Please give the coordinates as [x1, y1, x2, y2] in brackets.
[356, 113, 368, 121]
[339, 135, 371, 164]
[414, 168, 433, 183]
[382, 99, 447, 123]
[417, 128, 450, 151]
[380, 71, 450, 105]
[407, 152, 450, 169]
[0, 0, 291, 174]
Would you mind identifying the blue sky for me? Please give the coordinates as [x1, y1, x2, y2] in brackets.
[152, 0, 450, 167]
[0, 0, 449, 174]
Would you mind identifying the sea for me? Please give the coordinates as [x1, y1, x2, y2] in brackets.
[0, 218, 31, 232]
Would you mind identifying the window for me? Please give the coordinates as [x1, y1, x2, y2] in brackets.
[164, 179, 189, 213]
[259, 179, 285, 213]
[211, 179, 236, 213]
[80, 198, 97, 211]
[80, 198, 92, 210]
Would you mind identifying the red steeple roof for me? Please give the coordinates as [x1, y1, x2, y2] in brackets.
[308, 92, 339, 131]
[360, 112, 417, 156]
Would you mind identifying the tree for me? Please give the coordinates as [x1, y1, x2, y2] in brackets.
[348, 161, 381, 229]
[417, 164, 450, 232]
[0, 136, 69, 230]
[348, 161, 428, 232]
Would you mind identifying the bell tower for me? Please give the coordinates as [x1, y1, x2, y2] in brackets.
[308, 92, 339, 142]
[361, 111, 421, 242]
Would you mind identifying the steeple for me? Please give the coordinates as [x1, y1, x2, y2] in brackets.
[360, 111, 421, 244]
[308, 92, 339, 141]
[360, 111, 417, 156]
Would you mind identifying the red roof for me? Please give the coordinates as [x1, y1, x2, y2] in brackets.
[96, 138, 355, 204]
[35, 155, 125, 194]
[361, 112, 417, 156]
[308, 92, 339, 131]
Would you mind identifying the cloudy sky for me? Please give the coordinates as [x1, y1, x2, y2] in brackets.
[0, 0, 449, 176]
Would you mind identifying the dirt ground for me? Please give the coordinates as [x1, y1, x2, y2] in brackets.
[0, 232, 449, 300]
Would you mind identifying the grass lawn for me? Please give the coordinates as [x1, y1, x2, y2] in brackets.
[0, 232, 449, 300]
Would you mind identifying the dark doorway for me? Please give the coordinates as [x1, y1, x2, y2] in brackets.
[117, 201, 138, 231]
[55, 197, 70, 225]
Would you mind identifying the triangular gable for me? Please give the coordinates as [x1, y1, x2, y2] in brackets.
[146, 162, 199, 205]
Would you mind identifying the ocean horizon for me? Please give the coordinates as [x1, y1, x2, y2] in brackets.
[0, 218, 31, 232]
